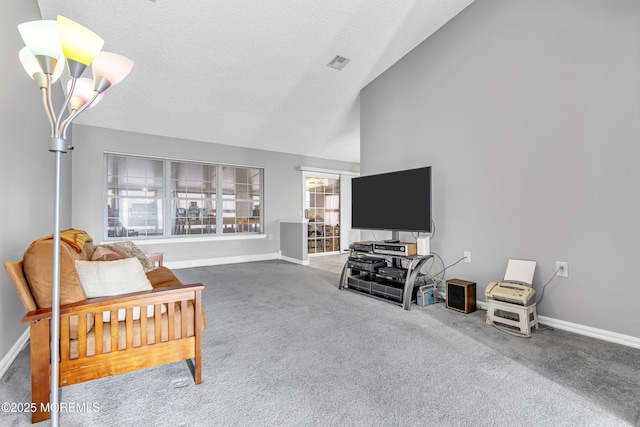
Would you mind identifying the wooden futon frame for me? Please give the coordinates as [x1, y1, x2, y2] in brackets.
[5, 258, 204, 423]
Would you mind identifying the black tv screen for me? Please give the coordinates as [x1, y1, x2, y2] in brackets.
[352, 167, 431, 233]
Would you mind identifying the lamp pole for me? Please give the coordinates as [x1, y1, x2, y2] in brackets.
[50, 146, 63, 426]
[48, 136, 70, 425]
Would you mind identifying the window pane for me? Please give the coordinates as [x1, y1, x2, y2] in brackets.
[107, 197, 164, 237]
[222, 166, 236, 184]
[171, 161, 217, 236]
[106, 155, 164, 239]
[172, 199, 217, 235]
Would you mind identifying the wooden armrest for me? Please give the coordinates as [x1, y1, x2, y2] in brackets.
[22, 283, 204, 323]
[145, 252, 164, 267]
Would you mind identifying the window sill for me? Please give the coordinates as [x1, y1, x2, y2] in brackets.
[100, 233, 267, 246]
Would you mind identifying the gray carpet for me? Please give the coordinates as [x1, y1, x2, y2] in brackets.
[1, 260, 638, 426]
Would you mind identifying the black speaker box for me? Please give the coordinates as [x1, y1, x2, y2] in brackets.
[446, 279, 476, 314]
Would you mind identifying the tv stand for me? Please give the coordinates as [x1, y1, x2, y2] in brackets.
[339, 249, 432, 310]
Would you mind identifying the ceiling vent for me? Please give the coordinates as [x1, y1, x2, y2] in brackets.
[327, 55, 351, 71]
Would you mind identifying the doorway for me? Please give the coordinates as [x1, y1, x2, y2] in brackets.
[304, 173, 340, 255]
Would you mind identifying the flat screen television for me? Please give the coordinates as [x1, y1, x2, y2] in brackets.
[351, 166, 431, 233]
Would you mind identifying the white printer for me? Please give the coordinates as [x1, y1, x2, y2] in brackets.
[485, 259, 539, 336]
[485, 259, 537, 305]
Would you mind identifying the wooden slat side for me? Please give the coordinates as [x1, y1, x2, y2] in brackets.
[125, 308, 134, 349]
[167, 302, 175, 341]
[60, 316, 70, 362]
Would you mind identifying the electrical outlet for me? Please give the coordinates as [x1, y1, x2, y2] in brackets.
[464, 251, 471, 263]
[556, 261, 568, 278]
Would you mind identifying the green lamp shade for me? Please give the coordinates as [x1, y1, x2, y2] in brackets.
[18, 20, 63, 59]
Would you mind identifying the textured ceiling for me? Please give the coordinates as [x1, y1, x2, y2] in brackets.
[36, 0, 474, 163]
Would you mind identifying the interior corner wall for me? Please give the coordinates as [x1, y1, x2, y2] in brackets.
[0, 1, 73, 361]
[70, 125, 359, 264]
[360, 0, 640, 338]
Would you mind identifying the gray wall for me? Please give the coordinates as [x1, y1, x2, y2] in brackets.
[360, 0, 640, 337]
[71, 125, 358, 264]
[280, 221, 307, 263]
[0, 1, 73, 360]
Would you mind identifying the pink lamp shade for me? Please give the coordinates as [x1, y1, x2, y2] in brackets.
[19, 47, 65, 84]
[92, 51, 134, 91]
[66, 78, 105, 110]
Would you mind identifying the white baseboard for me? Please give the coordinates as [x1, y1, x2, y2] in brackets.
[279, 255, 309, 266]
[536, 315, 640, 349]
[165, 252, 280, 270]
[0, 328, 29, 379]
[478, 300, 640, 349]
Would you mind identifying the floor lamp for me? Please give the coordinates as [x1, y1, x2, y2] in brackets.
[17, 16, 133, 426]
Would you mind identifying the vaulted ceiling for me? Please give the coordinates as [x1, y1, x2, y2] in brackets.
[37, 0, 475, 163]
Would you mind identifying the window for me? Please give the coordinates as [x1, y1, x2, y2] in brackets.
[105, 153, 263, 239]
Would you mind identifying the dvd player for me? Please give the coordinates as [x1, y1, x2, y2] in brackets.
[377, 266, 407, 279]
[372, 242, 417, 256]
[349, 242, 373, 253]
[347, 255, 386, 272]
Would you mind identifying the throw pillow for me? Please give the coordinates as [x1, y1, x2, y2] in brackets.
[108, 241, 156, 272]
[75, 258, 163, 322]
[75, 257, 152, 298]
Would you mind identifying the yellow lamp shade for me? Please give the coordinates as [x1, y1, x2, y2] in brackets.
[18, 20, 63, 59]
[57, 15, 104, 66]
[19, 47, 65, 83]
[92, 51, 135, 88]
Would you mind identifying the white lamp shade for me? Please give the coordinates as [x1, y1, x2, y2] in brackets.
[18, 20, 63, 59]
[66, 78, 105, 110]
[92, 51, 134, 87]
[19, 47, 65, 83]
